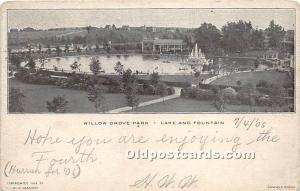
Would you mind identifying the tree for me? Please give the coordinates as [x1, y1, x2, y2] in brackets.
[10, 54, 22, 68]
[125, 81, 140, 110]
[122, 69, 136, 88]
[95, 44, 100, 52]
[214, 89, 225, 112]
[47, 44, 51, 54]
[194, 71, 200, 78]
[72, 35, 86, 44]
[61, 36, 66, 44]
[86, 25, 91, 34]
[9, 88, 25, 112]
[25, 58, 36, 69]
[269, 84, 288, 109]
[70, 61, 81, 72]
[27, 44, 32, 55]
[67, 36, 71, 43]
[183, 35, 193, 51]
[89, 58, 102, 75]
[220, 60, 238, 84]
[122, 69, 139, 110]
[64, 44, 69, 53]
[238, 83, 257, 111]
[266, 20, 285, 49]
[194, 22, 222, 55]
[114, 61, 124, 75]
[221, 20, 253, 53]
[56, 46, 62, 56]
[150, 72, 160, 85]
[88, 84, 107, 112]
[251, 29, 264, 50]
[39, 56, 46, 68]
[46, 96, 68, 113]
[156, 82, 168, 102]
[105, 41, 111, 53]
[254, 59, 260, 70]
[38, 44, 42, 53]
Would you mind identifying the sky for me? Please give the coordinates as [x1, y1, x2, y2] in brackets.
[8, 9, 296, 30]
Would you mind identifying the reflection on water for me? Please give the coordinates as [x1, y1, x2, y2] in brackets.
[20, 54, 271, 75]
[32, 55, 194, 74]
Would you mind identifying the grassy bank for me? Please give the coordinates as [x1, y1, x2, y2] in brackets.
[211, 70, 291, 87]
[9, 79, 160, 113]
[130, 97, 287, 113]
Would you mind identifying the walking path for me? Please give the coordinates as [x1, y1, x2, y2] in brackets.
[106, 69, 274, 113]
[106, 87, 182, 113]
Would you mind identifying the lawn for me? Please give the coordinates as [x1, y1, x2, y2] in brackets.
[211, 70, 291, 87]
[9, 79, 160, 113]
[130, 97, 287, 113]
[128, 98, 218, 113]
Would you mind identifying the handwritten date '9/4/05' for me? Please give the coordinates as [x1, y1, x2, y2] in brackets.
[129, 172, 198, 190]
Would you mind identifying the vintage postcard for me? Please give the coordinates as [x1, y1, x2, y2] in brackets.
[0, 0, 299, 190]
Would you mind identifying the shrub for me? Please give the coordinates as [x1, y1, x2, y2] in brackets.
[108, 85, 123, 93]
[181, 87, 215, 100]
[87, 84, 107, 112]
[194, 71, 200, 78]
[238, 83, 259, 105]
[257, 87, 272, 95]
[269, 84, 286, 96]
[156, 82, 168, 99]
[195, 89, 215, 100]
[222, 87, 238, 100]
[283, 82, 294, 89]
[150, 72, 160, 85]
[180, 88, 186, 97]
[136, 82, 156, 95]
[15, 68, 31, 81]
[257, 96, 272, 106]
[181, 87, 193, 98]
[256, 80, 269, 88]
[46, 96, 68, 113]
[144, 84, 156, 95]
[167, 87, 175, 95]
[214, 92, 225, 112]
[9, 88, 25, 112]
[286, 88, 294, 97]
[108, 77, 123, 87]
[10, 54, 22, 68]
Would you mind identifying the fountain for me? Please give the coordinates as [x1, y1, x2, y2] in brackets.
[180, 43, 210, 72]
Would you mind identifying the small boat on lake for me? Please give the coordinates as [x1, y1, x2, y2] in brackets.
[179, 66, 188, 71]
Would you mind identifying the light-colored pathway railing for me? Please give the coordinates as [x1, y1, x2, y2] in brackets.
[202, 68, 273, 84]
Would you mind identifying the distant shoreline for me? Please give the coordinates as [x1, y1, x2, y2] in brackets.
[11, 51, 190, 60]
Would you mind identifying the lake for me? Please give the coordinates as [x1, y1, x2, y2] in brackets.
[24, 54, 195, 75]
[20, 54, 270, 75]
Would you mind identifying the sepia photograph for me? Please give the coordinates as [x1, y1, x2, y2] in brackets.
[7, 8, 295, 113]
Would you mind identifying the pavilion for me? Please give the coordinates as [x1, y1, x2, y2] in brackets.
[142, 38, 184, 53]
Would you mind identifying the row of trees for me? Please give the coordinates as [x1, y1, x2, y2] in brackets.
[33, 30, 142, 47]
[193, 20, 290, 55]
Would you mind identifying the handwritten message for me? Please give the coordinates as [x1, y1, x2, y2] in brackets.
[3, 117, 281, 190]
